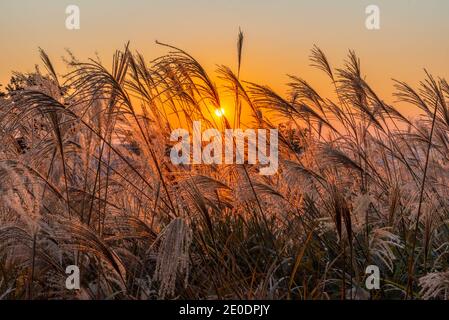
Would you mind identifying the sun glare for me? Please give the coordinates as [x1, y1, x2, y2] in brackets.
[215, 107, 225, 117]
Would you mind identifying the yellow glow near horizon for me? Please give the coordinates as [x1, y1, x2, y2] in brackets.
[215, 108, 225, 117]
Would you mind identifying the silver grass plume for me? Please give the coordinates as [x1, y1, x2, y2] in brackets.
[153, 217, 192, 298]
[419, 270, 449, 300]
[369, 227, 403, 272]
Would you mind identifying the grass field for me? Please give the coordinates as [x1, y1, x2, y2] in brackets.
[0, 37, 448, 300]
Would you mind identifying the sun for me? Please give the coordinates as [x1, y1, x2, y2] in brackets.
[214, 107, 225, 117]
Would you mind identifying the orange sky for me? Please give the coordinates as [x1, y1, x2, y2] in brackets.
[1, 0, 448, 119]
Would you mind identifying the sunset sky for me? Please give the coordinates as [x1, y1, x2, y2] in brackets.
[1, 0, 448, 115]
